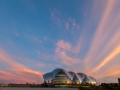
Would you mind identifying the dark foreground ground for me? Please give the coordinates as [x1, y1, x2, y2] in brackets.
[79, 86, 120, 90]
[0, 88, 78, 90]
[0, 87, 120, 90]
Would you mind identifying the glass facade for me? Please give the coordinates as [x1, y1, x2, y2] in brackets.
[51, 70, 71, 84]
[43, 68, 97, 86]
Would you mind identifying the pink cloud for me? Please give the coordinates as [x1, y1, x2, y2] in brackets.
[0, 70, 38, 83]
[53, 0, 120, 82]
[55, 40, 83, 71]
[0, 48, 25, 69]
[56, 39, 83, 55]
[12, 69, 43, 79]
[56, 40, 71, 52]
[57, 51, 81, 66]
[82, 0, 120, 82]
[0, 70, 13, 77]
[91, 46, 120, 73]
[0, 48, 44, 83]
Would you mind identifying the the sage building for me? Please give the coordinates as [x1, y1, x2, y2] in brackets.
[43, 68, 97, 87]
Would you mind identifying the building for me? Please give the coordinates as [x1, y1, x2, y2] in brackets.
[43, 68, 97, 87]
[8, 84, 41, 87]
[0, 84, 8, 87]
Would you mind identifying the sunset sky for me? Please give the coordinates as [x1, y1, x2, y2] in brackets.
[0, 0, 120, 84]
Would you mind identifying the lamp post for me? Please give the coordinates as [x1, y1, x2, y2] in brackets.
[118, 78, 120, 87]
[0, 84, 1, 90]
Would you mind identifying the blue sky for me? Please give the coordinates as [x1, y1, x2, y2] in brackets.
[0, 0, 120, 84]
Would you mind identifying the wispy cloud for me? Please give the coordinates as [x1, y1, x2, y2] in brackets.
[91, 46, 120, 73]
[50, 9, 80, 32]
[0, 48, 25, 69]
[65, 18, 80, 30]
[65, 22, 69, 30]
[54, 0, 120, 82]
[0, 48, 43, 83]
[12, 69, 43, 81]
[50, 9, 62, 27]
[81, 0, 120, 82]
[56, 40, 71, 53]
[55, 40, 83, 72]
[0, 70, 37, 83]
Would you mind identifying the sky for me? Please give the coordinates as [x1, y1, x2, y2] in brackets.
[0, 0, 120, 84]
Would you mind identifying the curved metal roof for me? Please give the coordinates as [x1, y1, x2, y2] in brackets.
[43, 68, 97, 85]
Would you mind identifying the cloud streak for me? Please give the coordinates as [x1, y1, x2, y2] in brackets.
[91, 46, 120, 73]
[0, 48, 43, 83]
[0, 70, 36, 83]
[81, 0, 120, 82]
[55, 0, 120, 82]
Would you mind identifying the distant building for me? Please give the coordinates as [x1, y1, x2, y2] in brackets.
[8, 84, 40, 87]
[43, 68, 97, 87]
[0, 84, 8, 87]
